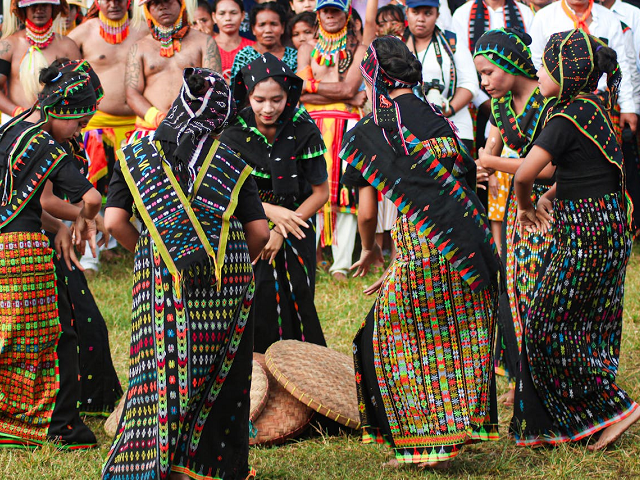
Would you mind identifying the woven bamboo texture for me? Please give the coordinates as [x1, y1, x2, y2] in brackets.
[250, 359, 269, 422]
[250, 353, 313, 446]
[265, 340, 361, 429]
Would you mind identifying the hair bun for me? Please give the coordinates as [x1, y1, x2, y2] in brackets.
[373, 37, 422, 85]
[505, 27, 532, 46]
[186, 73, 209, 95]
[593, 44, 618, 76]
[409, 57, 422, 74]
[39, 66, 62, 85]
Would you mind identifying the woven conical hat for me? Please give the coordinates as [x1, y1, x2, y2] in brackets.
[250, 353, 313, 446]
[265, 340, 361, 429]
[250, 358, 269, 422]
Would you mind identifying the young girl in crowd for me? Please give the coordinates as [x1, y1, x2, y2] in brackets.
[343, 36, 500, 469]
[221, 53, 329, 353]
[513, 28, 640, 450]
[0, 61, 103, 449]
[288, 11, 316, 50]
[40, 60, 123, 419]
[472, 27, 555, 405]
[193, 0, 215, 35]
[213, 0, 256, 82]
[290, 0, 315, 14]
[374, 3, 404, 37]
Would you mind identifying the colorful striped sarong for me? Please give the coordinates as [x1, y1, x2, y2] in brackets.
[305, 103, 361, 247]
[513, 193, 637, 445]
[354, 215, 499, 463]
[0, 232, 60, 448]
[83, 110, 136, 189]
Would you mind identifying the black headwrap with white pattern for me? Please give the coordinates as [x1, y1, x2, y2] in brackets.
[155, 67, 236, 191]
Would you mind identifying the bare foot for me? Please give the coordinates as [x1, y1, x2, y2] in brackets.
[498, 388, 515, 406]
[418, 459, 452, 470]
[332, 272, 348, 282]
[588, 407, 640, 451]
[382, 458, 400, 468]
[83, 268, 98, 281]
[101, 249, 122, 262]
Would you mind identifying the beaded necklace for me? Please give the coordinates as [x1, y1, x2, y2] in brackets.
[146, 1, 189, 57]
[25, 18, 55, 49]
[99, 10, 130, 44]
[492, 87, 547, 156]
[311, 22, 348, 67]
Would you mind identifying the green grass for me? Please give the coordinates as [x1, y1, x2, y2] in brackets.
[2, 249, 640, 479]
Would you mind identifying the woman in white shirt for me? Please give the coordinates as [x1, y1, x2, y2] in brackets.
[405, 0, 479, 148]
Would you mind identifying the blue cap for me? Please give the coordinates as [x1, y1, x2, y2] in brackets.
[405, 0, 439, 8]
[315, 0, 351, 12]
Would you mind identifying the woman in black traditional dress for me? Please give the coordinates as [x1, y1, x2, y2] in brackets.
[103, 68, 269, 480]
[342, 36, 501, 468]
[472, 28, 555, 404]
[0, 61, 103, 449]
[39, 59, 123, 418]
[513, 28, 640, 450]
[221, 52, 329, 353]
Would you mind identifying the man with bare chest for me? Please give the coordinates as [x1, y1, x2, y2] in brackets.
[0, 0, 80, 121]
[126, 0, 221, 140]
[297, 0, 366, 281]
[69, 0, 146, 193]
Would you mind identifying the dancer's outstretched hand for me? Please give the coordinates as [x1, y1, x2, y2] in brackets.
[350, 242, 384, 278]
[264, 204, 308, 240]
[54, 223, 83, 271]
[475, 165, 494, 188]
[72, 214, 98, 258]
[536, 196, 554, 228]
[363, 275, 385, 295]
[95, 214, 111, 249]
[255, 229, 285, 265]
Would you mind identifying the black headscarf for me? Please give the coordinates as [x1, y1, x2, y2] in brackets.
[40, 59, 104, 118]
[360, 37, 421, 156]
[474, 28, 537, 79]
[154, 67, 236, 192]
[0, 59, 101, 206]
[541, 29, 632, 226]
[231, 52, 305, 198]
[542, 29, 621, 108]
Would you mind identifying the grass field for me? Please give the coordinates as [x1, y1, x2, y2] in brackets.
[2, 248, 640, 479]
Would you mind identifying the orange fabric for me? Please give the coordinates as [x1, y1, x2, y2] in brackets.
[84, 129, 110, 185]
[296, 65, 313, 82]
[561, 0, 593, 33]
